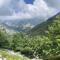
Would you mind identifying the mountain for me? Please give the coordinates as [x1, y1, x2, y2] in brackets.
[0, 18, 45, 32]
[30, 12, 60, 36]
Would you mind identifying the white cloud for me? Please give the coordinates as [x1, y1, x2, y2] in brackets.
[0, 0, 5, 7]
[22, 23, 34, 30]
[45, 0, 60, 10]
[0, 0, 59, 20]
[0, 0, 11, 7]
[27, 0, 57, 18]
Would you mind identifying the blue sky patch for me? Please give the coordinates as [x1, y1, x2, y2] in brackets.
[24, 0, 35, 4]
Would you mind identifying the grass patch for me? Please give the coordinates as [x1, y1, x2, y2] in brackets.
[0, 49, 30, 60]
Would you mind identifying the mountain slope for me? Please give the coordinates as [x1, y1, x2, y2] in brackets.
[30, 12, 60, 36]
[0, 18, 44, 32]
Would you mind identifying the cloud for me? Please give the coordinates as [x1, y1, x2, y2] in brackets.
[0, 0, 59, 20]
[0, 0, 11, 7]
[45, 0, 60, 10]
[22, 23, 34, 30]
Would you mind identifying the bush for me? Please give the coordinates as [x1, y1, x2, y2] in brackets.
[0, 30, 10, 49]
[21, 47, 34, 58]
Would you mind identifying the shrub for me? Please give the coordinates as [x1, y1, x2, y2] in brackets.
[21, 47, 34, 58]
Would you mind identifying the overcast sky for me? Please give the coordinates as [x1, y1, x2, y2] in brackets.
[0, 0, 60, 20]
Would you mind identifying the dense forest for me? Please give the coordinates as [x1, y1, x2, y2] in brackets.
[0, 12, 60, 60]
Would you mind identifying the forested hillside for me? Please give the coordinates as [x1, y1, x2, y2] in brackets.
[0, 12, 60, 60]
[30, 12, 60, 36]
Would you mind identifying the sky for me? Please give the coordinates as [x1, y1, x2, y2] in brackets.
[24, 0, 35, 4]
[0, 0, 60, 20]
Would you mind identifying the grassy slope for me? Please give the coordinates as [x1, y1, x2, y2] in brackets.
[0, 49, 30, 60]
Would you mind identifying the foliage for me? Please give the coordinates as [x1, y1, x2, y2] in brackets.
[0, 49, 30, 60]
[0, 12, 60, 60]
[0, 29, 10, 49]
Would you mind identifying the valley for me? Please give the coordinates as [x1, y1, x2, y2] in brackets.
[0, 12, 60, 60]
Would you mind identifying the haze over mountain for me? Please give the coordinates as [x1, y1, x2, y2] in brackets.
[0, 0, 60, 32]
[0, 17, 45, 32]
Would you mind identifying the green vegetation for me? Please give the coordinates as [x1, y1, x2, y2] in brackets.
[0, 12, 60, 60]
[30, 12, 60, 35]
[0, 49, 30, 60]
